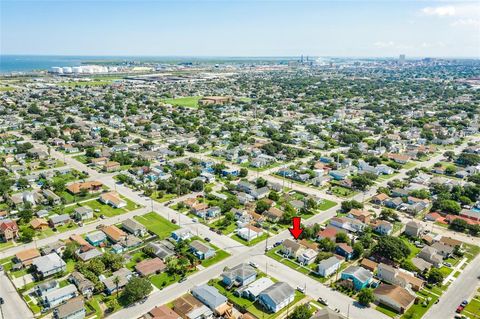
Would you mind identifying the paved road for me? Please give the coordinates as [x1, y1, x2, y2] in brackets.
[423, 254, 480, 319]
[0, 270, 34, 319]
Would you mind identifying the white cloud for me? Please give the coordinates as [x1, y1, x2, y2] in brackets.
[451, 18, 480, 28]
[373, 41, 395, 48]
[422, 5, 456, 17]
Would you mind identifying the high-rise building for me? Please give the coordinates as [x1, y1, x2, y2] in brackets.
[399, 54, 406, 64]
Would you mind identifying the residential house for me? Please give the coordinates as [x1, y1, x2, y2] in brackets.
[258, 282, 295, 313]
[35, 280, 59, 296]
[146, 306, 181, 319]
[122, 218, 147, 237]
[147, 241, 175, 261]
[281, 239, 305, 259]
[85, 231, 107, 247]
[311, 309, 346, 319]
[373, 220, 393, 235]
[173, 294, 213, 319]
[171, 229, 193, 242]
[237, 225, 263, 242]
[189, 240, 216, 260]
[15, 248, 41, 267]
[348, 209, 373, 224]
[43, 284, 78, 308]
[298, 249, 318, 265]
[104, 161, 121, 172]
[335, 243, 354, 260]
[66, 181, 103, 195]
[221, 263, 257, 287]
[99, 192, 126, 208]
[316, 228, 338, 241]
[102, 268, 132, 295]
[32, 253, 67, 278]
[404, 221, 423, 237]
[340, 266, 373, 290]
[360, 259, 378, 273]
[135, 258, 166, 277]
[317, 256, 343, 277]
[373, 284, 415, 314]
[69, 272, 94, 298]
[53, 296, 85, 319]
[102, 225, 127, 243]
[0, 219, 19, 241]
[73, 207, 93, 221]
[49, 214, 71, 228]
[30, 218, 49, 231]
[239, 277, 275, 300]
[191, 285, 228, 315]
[264, 207, 284, 222]
[377, 263, 424, 291]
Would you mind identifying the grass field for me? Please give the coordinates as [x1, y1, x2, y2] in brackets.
[317, 199, 338, 211]
[134, 212, 179, 239]
[231, 233, 269, 247]
[330, 186, 357, 198]
[162, 96, 202, 108]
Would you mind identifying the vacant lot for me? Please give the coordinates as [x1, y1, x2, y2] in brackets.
[162, 96, 202, 108]
[135, 212, 179, 239]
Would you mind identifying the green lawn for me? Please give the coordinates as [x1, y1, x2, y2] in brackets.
[150, 272, 180, 289]
[463, 298, 480, 316]
[59, 190, 99, 204]
[231, 233, 269, 247]
[201, 249, 230, 268]
[134, 212, 179, 239]
[401, 290, 439, 319]
[84, 199, 125, 218]
[162, 96, 202, 108]
[211, 218, 237, 235]
[152, 192, 177, 203]
[317, 199, 338, 211]
[73, 155, 89, 164]
[376, 304, 399, 318]
[0, 240, 14, 251]
[438, 266, 453, 278]
[330, 186, 357, 198]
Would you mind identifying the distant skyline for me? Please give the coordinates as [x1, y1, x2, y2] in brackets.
[1, 1, 479, 58]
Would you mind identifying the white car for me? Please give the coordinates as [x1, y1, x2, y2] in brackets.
[249, 261, 259, 269]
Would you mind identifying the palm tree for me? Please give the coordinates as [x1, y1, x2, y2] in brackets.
[113, 276, 120, 298]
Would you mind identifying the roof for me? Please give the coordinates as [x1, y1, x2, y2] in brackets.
[32, 253, 66, 273]
[312, 308, 346, 319]
[173, 295, 203, 315]
[317, 227, 338, 239]
[16, 248, 41, 262]
[439, 236, 462, 247]
[135, 258, 166, 276]
[0, 219, 18, 231]
[222, 263, 257, 280]
[243, 277, 274, 297]
[374, 284, 415, 308]
[318, 256, 342, 269]
[67, 181, 102, 194]
[30, 218, 48, 229]
[190, 240, 214, 254]
[336, 243, 353, 254]
[259, 282, 294, 304]
[44, 284, 77, 302]
[102, 225, 127, 242]
[122, 218, 146, 232]
[100, 191, 125, 206]
[55, 296, 84, 318]
[191, 284, 227, 309]
[86, 231, 106, 242]
[342, 266, 372, 283]
[149, 305, 181, 319]
[283, 239, 303, 252]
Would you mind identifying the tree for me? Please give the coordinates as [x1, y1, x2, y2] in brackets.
[268, 190, 280, 201]
[113, 276, 121, 297]
[444, 151, 455, 161]
[255, 200, 270, 214]
[449, 218, 468, 232]
[318, 238, 335, 252]
[63, 242, 79, 261]
[427, 268, 444, 285]
[19, 208, 33, 223]
[17, 178, 29, 189]
[335, 232, 349, 243]
[190, 180, 204, 192]
[341, 200, 363, 212]
[379, 208, 399, 222]
[372, 236, 411, 261]
[434, 199, 461, 215]
[353, 242, 364, 259]
[288, 304, 313, 319]
[239, 168, 248, 178]
[358, 289, 375, 307]
[20, 228, 34, 243]
[120, 277, 153, 305]
[351, 174, 374, 191]
[256, 177, 268, 188]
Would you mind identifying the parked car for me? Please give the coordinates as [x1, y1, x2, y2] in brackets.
[461, 300, 468, 306]
[297, 286, 305, 293]
[249, 261, 258, 269]
[456, 305, 464, 313]
[317, 298, 328, 306]
[179, 277, 187, 283]
[204, 237, 211, 242]
[171, 219, 177, 224]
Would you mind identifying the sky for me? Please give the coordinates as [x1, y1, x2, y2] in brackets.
[1, 0, 479, 58]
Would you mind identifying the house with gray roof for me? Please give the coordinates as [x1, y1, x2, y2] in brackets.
[102, 268, 132, 295]
[191, 285, 227, 314]
[32, 253, 66, 278]
[258, 282, 295, 313]
[189, 240, 216, 260]
[54, 296, 85, 319]
[122, 218, 147, 237]
[43, 284, 78, 308]
[73, 207, 93, 221]
[49, 214, 71, 228]
[221, 263, 257, 287]
[317, 256, 343, 277]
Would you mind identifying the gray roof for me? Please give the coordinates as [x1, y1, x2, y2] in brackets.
[318, 256, 342, 269]
[312, 308, 346, 319]
[55, 297, 84, 318]
[102, 268, 132, 291]
[86, 231, 106, 242]
[191, 284, 227, 309]
[222, 263, 257, 281]
[190, 240, 214, 254]
[32, 253, 66, 274]
[50, 214, 71, 224]
[342, 266, 372, 283]
[259, 282, 295, 304]
[122, 218, 146, 232]
[44, 284, 77, 302]
[74, 207, 93, 214]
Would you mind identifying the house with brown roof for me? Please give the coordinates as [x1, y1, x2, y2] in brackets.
[146, 305, 181, 319]
[281, 239, 305, 258]
[371, 193, 390, 205]
[102, 225, 127, 243]
[316, 227, 338, 241]
[0, 219, 19, 241]
[360, 258, 378, 272]
[15, 248, 41, 266]
[135, 258, 166, 277]
[103, 161, 121, 172]
[439, 236, 463, 248]
[264, 207, 284, 222]
[30, 218, 49, 230]
[99, 192, 126, 208]
[374, 284, 415, 313]
[348, 209, 373, 224]
[66, 181, 103, 195]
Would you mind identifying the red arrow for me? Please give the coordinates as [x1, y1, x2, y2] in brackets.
[289, 217, 303, 239]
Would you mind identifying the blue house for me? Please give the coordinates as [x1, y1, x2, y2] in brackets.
[189, 240, 216, 260]
[221, 263, 257, 287]
[335, 243, 354, 261]
[221, 168, 239, 177]
[341, 266, 373, 290]
[329, 170, 348, 181]
[85, 231, 107, 247]
[171, 229, 193, 242]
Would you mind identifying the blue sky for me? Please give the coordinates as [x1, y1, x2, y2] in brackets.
[1, 0, 479, 57]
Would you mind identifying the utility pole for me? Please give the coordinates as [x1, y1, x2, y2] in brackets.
[0, 297, 4, 319]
